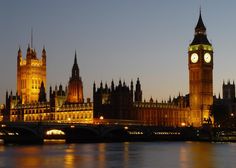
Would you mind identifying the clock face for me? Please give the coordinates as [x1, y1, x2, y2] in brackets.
[191, 53, 198, 63]
[204, 53, 211, 63]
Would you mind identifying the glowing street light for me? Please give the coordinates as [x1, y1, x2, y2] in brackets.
[181, 122, 186, 127]
[124, 126, 129, 130]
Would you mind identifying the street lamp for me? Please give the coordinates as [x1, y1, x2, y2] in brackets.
[99, 116, 104, 124]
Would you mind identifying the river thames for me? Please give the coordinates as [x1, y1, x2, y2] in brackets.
[0, 141, 236, 168]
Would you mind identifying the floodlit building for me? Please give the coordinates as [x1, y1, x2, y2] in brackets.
[17, 46, 46, 104]
[2, 11, 220, 127]
[5, 48, 92, 123]
[93, 11, 214, 127]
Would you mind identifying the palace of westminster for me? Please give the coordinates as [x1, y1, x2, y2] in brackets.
[0, 12, 235, 128]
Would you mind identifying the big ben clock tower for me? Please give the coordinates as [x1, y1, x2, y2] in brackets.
[188, 11, 213, 127]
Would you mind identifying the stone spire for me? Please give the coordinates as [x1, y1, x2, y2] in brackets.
[72, 51, 79, 78]
[38, 81, 47, 102]
[190, 9, 211, 45]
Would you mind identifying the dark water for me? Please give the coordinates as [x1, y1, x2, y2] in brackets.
[0, 141, 236, 168]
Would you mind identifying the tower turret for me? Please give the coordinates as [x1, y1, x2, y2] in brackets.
[100, 81, 103, 89]
[135, 78, 142, 102]
[38, 81, 47, 102]
[66, 51, 84, 103]
[26, 44, 31, 64]
[42, 46, 46, 66]
[17, 47, 22, 67]
[191, 9, 211, 45]
[130, 80, 134, 102]
[188, 10, 214, 126]
[17, 47, 22, 97]
[111, 80, 114, 91]
[93, 82, 96, 94]
[17, 37, 47, 104]
[72, 51, 79, 79]
[223, 80, 235, 100]
[17, 47, 22, 58]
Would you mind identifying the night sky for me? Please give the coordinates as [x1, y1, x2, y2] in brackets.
[1, 1, 236, 104]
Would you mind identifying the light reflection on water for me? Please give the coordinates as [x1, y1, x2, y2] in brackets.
[0, 142, 236, 168]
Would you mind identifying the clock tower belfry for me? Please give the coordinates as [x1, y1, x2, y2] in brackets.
[188, 11, 214, 127]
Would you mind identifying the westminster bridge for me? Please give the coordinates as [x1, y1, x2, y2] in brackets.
[0, 121, 236, 144]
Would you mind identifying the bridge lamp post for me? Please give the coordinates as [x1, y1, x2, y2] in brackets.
[181, 122, 186, 127]
[99, 116, 104, 124]
[230, 113, 235, 128]
[124, 126, 128, 130]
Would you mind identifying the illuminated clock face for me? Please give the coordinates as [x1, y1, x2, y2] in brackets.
[191, 53, 198, 63]
[204, 53, 211, 63]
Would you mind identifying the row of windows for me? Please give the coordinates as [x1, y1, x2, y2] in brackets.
[11, 109, 48, 115]
[135, 104, 182, 109]
[20, 79, 43, 89]
[138, 111, 189, 119]
[24, 115, 50, 121]
[11, 112, 93, 122]
[54, 113, 92, 120]
[32, 79, 41, 89]
[25, 109, 48, 114]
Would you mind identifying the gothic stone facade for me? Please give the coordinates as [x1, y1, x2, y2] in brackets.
[17, 46, 46, 104]
[5, 50, 92, 123]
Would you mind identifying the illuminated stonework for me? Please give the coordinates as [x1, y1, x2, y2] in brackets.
[188, 12, 214, 127]
[17, 46, 46, 104]
[133, 97, 190, 127]
[188, 44, 213, 52]
[9, 101, 93, 123]
[0, 104, 4, 122]
[6, 52, 93, 124]
[66, 52, 83, 103]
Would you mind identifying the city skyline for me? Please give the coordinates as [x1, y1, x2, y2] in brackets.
[1, 1, 236, 104]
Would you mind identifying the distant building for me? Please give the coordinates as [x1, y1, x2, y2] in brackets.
[93, 79, 136, 120]
[213, 81, 236, 127]
[93, 78, 190, 127]
[133, 95, 190, 127]
[93, 11, 214, 127]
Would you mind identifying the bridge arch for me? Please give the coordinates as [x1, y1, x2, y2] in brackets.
[102, 126, 129, 139]
[0, 125, 44, 144]
[65, 126, 100, 142]
[45, 129, 65, 136]
[2, 126, 39, 137]
[66, 127, 99, 136]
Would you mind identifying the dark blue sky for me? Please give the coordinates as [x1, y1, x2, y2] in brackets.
[1, 1, 236, 103]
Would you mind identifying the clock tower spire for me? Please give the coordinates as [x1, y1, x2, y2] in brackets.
[188, 11, 214, 127]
